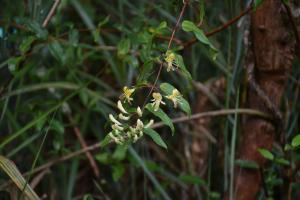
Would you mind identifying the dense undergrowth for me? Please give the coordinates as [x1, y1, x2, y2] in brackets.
[0, 0, 300, 199]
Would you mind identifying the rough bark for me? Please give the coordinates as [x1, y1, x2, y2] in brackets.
[235, 1, 295, 199]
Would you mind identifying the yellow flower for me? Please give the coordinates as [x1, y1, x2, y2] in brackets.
[164, 51, 176, 72]
[112, 124, 124, 131]
[165, 89, 182, 108]
[151, 92, 165, 111]
[121, 86, 135, 103]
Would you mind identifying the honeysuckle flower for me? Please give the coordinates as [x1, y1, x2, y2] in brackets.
[112, 124, 124, 131]
[133, 134, 139, 142]
[121, 86, 135, 103]
[109, 114, 122, 126]
[136, 119, 144, 131]
[109, 132, 123, 145]
[164, 51, 176, 72]
[137, 106, 143, 117]
[117, 100, 128, 114]
[119, 113, 130, 121]
[145, 119, 154, 128]
[165, 89, 182, 108]
[151, 92, 165, 111]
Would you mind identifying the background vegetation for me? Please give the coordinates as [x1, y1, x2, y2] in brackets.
[0, 0, 300, 199]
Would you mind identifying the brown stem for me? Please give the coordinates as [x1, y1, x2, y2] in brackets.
[68, 115, 100, 177]
[183, 6, 252, 48]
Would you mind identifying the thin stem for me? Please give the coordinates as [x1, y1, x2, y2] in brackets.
[42, 0, 61, 27]
[142, 0, 189, 108]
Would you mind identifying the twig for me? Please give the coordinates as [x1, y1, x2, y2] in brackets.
[23, 142, 104, 178]
[183, 6, 252, 48]
[151, 108, 270, 129]
[0, 108, 269, 190]
[68, 115, 100, 177]
[42, 0, 61, 27]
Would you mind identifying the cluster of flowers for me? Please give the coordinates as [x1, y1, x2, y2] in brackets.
[108, 52, 183, 145]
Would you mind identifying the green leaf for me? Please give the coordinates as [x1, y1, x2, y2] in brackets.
[7, 56, 24, 73]
[20, 36, 36, 54]
[48, 41, 65, 64]
[235, 159, 259, 169]
[257, 148, 274, 160]
[199, 0, 205, 24]
[160, 83, 191, 116]
[173, 53, 192, 80]
[179, 174, 206, 185]
[137, 60, 154, 84]
[83, 194, 94, 200]
[145, 104, 174, 134]
[69, 29, 79, 46]
[284, 144, 292, 151]
[144, 128, 167, 149]
[23, 20, 48, 39]
[0, 156, 40, 200]
[149, 21, 167, 35]
[112, 145, 128, 161]
[182, 20, 217, 59]
[274, 158, 290, 166]
[291, 134, 300, 148]
[117, 38, 131, 56]
[112, 164, 125, 181]
[281, 0, 289, 5]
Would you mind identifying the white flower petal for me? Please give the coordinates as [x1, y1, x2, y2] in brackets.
[119, 113, 130, 121]
[145, 119, 154, 128]
[137, 106, 143, 117]
[109, 114, 122, 126]
[117, 100, 128, 114]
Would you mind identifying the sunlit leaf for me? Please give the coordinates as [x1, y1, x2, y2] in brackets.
[291, 134, 300, 148]
[257, 148, 274, 160]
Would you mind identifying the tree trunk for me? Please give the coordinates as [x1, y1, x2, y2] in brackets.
[235, 0, 295, 199]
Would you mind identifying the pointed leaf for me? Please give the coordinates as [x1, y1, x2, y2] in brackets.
[182, 20, 217, 59]
[146, 104, 174, 134]
[20, 36, 36, 54]
[174, 53, 192, 80]
[48, 41, 65, 64]
[291, 134, 300, 148]
[257, 148, 274, 160]
[144, 128, 167, 149]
